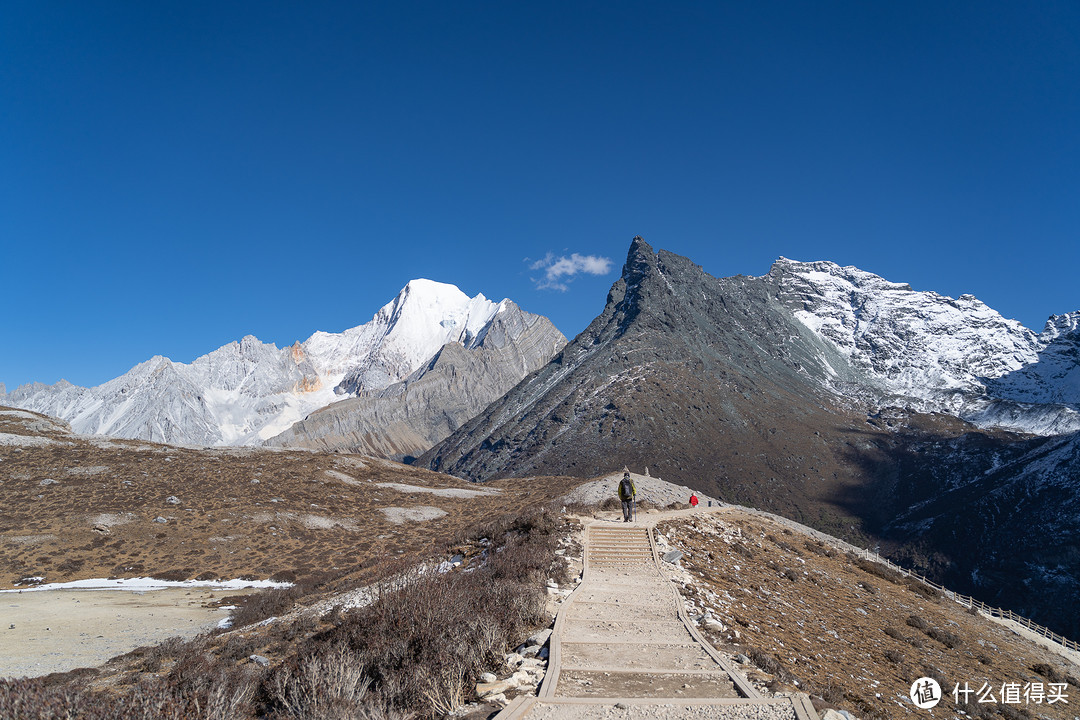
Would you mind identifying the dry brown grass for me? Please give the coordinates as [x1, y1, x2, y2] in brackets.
[0, 502, 573, 719]
[0, 410, 580, 590]
[659, 509, 1080, 720]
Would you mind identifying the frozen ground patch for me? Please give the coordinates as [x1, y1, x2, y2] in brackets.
[89, 512, 137, 528]
[3, 534, 57, 546]
[67, 465, 111, 476]
[300, 514, 359, 531]
[326, 469, 364, 485]
[381, 506, 447, 524]
[0, 432, 71, 447]
[376, 482, 498, 499]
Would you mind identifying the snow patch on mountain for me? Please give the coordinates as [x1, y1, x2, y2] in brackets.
[771, 258, 1079, 435]
[1, 280, 534, 447]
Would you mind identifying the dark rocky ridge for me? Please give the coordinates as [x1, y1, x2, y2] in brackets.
[422, 237, 1080, 638]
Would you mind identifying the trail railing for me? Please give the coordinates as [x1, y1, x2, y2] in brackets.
[724, 505, 1080, 654]
[851, 546, 1080, 653]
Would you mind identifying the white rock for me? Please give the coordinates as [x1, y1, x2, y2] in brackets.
[527, 629, 552, 646]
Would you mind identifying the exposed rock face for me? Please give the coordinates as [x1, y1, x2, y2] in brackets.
[422, 237, 1080, 637]
[770, 258, 1080, 434]
[266, 302, 566, 459]
[421, 237, 867, 489]
[1, 280, 563, 448]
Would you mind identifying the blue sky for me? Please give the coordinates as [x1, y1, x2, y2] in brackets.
[3, 2, 1078, 390]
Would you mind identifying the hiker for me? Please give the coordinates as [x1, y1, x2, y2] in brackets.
[618, 471, 636, 522]
[689, 493, 699, 508]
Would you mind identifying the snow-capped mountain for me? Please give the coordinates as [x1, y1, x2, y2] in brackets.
[421, 237, 1080, 637]
[2, 279, 563, 447]
[770, 258, 1080, 435]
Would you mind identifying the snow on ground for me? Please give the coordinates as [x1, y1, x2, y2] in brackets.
[376, 481, 499, 498]
[0, 577, 292, 593]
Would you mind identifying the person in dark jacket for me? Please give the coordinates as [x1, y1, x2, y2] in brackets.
[618, 470, 636, 522]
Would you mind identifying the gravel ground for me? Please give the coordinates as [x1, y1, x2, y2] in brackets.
[525, 700, 797, 719]
[561, 473, 719, 508]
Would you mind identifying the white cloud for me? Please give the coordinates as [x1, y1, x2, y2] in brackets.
[527, 252, 613, 291]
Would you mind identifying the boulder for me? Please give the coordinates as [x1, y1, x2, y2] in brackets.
[527, 629, 552, 647]
[822, 710, 857, 720]
[476, 680, 515, 697]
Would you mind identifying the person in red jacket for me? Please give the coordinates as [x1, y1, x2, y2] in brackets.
[689, 493, 699, 508]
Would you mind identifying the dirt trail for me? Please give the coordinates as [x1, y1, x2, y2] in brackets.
[497, 512, 819, 720]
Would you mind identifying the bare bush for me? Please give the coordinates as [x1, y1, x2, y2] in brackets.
[883, 626, 905, 641]
[906, 614, 930, 631]
[273, 645, 380, 720]
[228, 586, 303, 628]
[854, 557, 904, 584]
[927, 627, 963, 649]
[905, 577, 941, 600]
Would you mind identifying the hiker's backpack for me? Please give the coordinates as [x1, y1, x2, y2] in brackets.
[620, 477, 633, 499]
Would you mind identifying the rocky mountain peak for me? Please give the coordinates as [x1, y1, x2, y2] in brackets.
[623, 236, 658, 286]
[3, 279, 561, 448]
[1041, 312, 1080, 344]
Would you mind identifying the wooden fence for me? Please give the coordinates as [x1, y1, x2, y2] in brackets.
[727, 505, 1080, 654]
[853, 547, 1080, 653]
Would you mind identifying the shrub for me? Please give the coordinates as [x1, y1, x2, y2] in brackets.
[268, 504, 564, 718]
[884, 649, 904, 664]
[906, 614, 930, 631]
[927, 627, 963, 649]
[854, 557, 904, 584]
[271, 646, 394, 720]
[746, 648, 797, 684]
[228, 586, 303, 629]
[775, 540, 802, 556]
[905, 577, 941, 600]
[804, 541, 835, 558]
[883, 627, 905, 641]
[732, 542, 755, 559]
[153, 568, 194, 582]
[1032, 663, 1065, 683]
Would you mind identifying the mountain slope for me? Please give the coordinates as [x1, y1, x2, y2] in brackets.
[265, 300, 566, 459]
[771, 258, 1080, 434]
[2, 280, 562, 448]
[421, 237, 1080, 637]
[421, 237, 881, 522]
